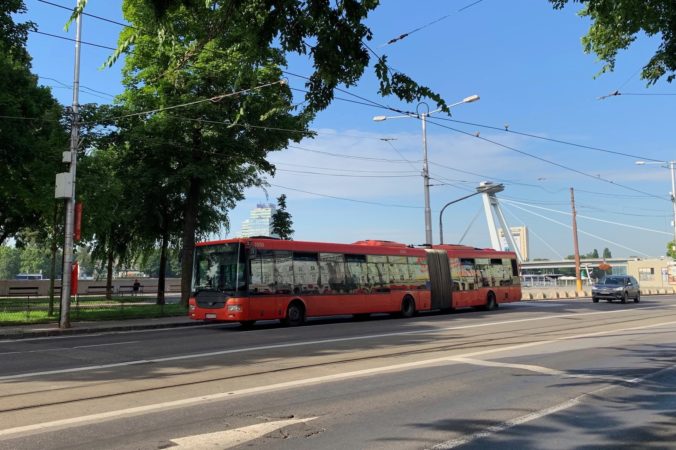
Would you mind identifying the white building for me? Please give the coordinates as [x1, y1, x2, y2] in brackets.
[240, 203, 277, 237]
[499, 226, 529, 261]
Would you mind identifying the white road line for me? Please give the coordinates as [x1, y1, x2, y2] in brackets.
[1, 305, 672, 381]
[169, 417, 317, 449]
[0, 341, 140, 356]
[0, 323, 221, 344]
[429, 364, 676, 449]
[1, 320, 675, 439]
[449, 357, 635, 383]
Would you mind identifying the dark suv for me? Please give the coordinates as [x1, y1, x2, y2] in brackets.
[591, 276, 640, 303]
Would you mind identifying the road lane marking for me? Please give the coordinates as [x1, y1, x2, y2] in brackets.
[0, 341, 140, 356]
[448, 357, 635, 383]
[2, 305, 673, 381]
[0, 323, 222, 344]
[1, 320, 675, 439]
[169, 417, 317, 449]
[429, 364, 676, 449]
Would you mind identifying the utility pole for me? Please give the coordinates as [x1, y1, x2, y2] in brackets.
[669, 161, 676, 255]
[420, 108, 432, 246]
[570, 187, 582, 293]
[59, 9, 83, 329]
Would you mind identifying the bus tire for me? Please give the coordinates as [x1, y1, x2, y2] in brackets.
[239, 320, 256, 329]
[485, 292, 498, 311]
[283, 301, 305, 326]
[400, 296, 416, 318]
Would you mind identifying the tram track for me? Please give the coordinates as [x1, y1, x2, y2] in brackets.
[2, 304, 676, 417]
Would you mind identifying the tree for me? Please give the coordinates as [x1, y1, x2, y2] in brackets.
[71, 0, 449, 115]
[667, 241, 676, 259]
[602, 247, 612, 259]
[112, 2, 313, 305]
[271, 194, 294, 240]
[550, 0, 676, 84]
[0, 246, 20, 279]
[0, 1, 68, 246]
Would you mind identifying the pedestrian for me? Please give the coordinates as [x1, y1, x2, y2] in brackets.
[132, 279, 141, 296]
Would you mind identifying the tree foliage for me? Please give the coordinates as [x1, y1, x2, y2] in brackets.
[70, 0, 449, 113]
[271, 194, 294, 240]
[0, 1, 68, 246]
[550, 0, 676, 84]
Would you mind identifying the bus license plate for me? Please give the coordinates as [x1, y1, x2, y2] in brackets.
[206, 313, 216, 319]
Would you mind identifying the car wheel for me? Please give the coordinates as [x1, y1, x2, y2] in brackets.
[634, 292, 641, 303]
[592, 297, 599, 303]
[621, 292, 628, 304]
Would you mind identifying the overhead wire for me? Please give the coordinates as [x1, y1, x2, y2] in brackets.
[382, 0, 485, 46]
[268, 184, 422, 209]
[501, 199, 672, 236]
[424, 116, 669, 201]
[505, 201, 651, 257]
[29, 30, 117, 51]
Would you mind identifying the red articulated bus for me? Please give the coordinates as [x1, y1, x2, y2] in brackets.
[188, 237, 521, 327]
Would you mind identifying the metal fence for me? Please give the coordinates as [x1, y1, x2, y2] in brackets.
[0, 293, 186, 325]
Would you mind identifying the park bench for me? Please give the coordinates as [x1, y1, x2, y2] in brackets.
[7, 286, 40, 297]
[86, 285, 110, 294]
[118, 285, 143, 296]
[168, 284, 182, 292]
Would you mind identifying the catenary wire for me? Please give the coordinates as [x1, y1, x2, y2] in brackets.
[424, 116, 669, 201]
[30, 30, 117, 51]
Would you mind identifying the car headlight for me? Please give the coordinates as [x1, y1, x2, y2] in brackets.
[614, 287, 624, 291]
[227, 304, 242, 312]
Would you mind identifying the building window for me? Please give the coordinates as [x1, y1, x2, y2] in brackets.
[638, 267, 655, 281]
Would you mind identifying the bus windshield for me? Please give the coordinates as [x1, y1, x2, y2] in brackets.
[192, 243, 247, 294]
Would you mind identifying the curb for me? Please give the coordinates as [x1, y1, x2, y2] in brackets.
[0, 320, 202, 340]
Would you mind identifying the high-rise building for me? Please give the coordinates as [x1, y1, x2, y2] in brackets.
[499, 226, 529, 261]
[240, 203, 277, 237]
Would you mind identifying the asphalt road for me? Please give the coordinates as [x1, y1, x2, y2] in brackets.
[1, 296, 675, 449]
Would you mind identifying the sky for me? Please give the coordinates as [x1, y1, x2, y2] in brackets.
[20, 0, 676, 260]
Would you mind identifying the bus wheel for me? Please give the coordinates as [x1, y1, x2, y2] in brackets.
[283, 301, 305, 326]
[239, 320, 256, 329]
[401, 296, 416, 318]
[485, 292, 498, 311]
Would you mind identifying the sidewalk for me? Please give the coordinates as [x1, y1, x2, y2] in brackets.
[0, 315, 200, 339]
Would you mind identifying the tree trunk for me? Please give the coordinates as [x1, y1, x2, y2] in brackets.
[180, 177, 200, 306]
[157, 229, 168, 305]
[106, 249, 114, 300]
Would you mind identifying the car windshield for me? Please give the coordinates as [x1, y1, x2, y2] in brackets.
[192, 243, 247, 294]
[602, 277, 624, 285]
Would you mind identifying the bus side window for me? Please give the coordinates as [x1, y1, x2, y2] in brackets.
[449, 257, 464, 291]
[345, 255, 368, 293]
[249, 250, 275, 294]
[408, 256, 430, 289]
[460, 258, 476, 290]
[367, 255, 390, 292]
[293, 252, 320, 295]
[319, 253, 346, 294]
[274, 251, 294, 294]
[388, 256, 409, 290]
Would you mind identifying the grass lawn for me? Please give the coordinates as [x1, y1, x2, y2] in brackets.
[0, 296, 187, 325]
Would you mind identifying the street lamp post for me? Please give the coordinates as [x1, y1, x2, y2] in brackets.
[373, 95, 480, 246]
[438, 182, 504, 244]
[636, 160, 676, 251]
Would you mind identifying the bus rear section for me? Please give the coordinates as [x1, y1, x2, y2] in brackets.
[426, 247, 521, 310]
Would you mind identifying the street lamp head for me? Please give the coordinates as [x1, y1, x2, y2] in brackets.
[463, 94, 480, 104]
[635, 161, 646, 165]
[372, 115, 388, 122]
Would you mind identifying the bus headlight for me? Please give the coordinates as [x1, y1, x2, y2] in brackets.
[227, 304, 242, 312]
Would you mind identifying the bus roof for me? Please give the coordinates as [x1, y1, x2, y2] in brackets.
[196, 237, 517, 259]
